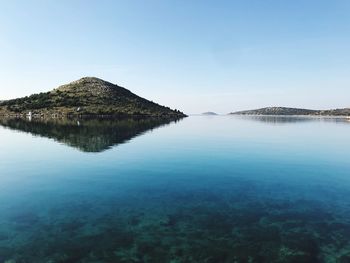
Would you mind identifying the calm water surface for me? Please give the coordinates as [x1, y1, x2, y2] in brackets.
[0, 116, 350, 263]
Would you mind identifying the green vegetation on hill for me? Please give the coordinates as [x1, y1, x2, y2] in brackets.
[230, 107, 350, 116]
[0, 77, 186, 118]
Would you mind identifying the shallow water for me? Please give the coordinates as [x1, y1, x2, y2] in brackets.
[0, 116, 350, 263]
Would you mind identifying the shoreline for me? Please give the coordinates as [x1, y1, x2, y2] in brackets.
[229, 114, 350, 118]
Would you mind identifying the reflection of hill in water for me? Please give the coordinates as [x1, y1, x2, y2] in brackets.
[235, 115, 350, 125]
[0, 117, 180, 152]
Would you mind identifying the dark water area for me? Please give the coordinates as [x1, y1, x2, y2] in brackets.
[0, 116, 350, 263]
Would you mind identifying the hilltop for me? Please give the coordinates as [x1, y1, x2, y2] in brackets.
[0, 77, 186, 118]
[230, 107, 350, 116]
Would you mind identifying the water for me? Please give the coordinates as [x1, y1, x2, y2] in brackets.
[0, 116, 350, 263]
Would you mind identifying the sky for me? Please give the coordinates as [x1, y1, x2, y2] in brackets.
[0, 0, 349, 114]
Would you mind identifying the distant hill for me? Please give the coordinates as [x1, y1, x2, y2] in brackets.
[202, 112, 218, 115]
[230, 107, 350, 116]
[317, 108, 350, 116]
[0, 77, 186, 118]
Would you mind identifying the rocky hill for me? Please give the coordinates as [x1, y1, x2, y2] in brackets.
[230, 107, 350, 116]
[0, 77, 186, 118]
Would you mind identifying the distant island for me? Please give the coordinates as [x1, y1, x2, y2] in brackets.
[0, 77, 187, 118]
[230, 107, 350, 116]
[202, 112, 218, 115]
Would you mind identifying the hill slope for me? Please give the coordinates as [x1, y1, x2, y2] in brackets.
[0, 77, 186, 118]
[230, 107, 350, 116]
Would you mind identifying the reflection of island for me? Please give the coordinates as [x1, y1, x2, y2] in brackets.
[233, 115, 350, 125]
[0, 117, 181, 152]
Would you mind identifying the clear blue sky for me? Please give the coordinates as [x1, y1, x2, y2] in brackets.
[0, 0, 349, 114]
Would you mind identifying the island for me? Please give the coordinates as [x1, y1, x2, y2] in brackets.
[202, 112, 218, 115]
[0, 77, 187, 119]
[229, 107, 350, 116]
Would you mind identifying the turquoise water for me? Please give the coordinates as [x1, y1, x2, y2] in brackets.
[0, 116, 350, 263]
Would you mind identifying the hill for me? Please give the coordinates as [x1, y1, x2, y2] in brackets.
[202, 112, 218, 115]
[317, 108, 350, 116]
[230, 107, 350, 116]
[0, 77, 186, 118]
